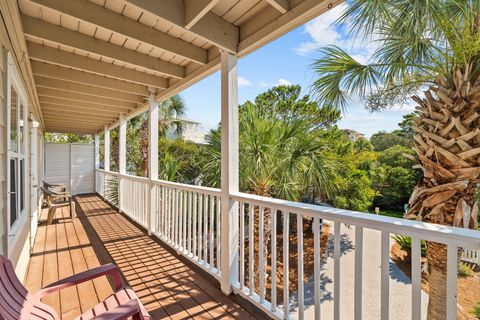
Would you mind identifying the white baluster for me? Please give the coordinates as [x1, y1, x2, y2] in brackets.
[297, 214, 304, 320]
[283, 211, 290, 319]
[204, 194, 208, 264]
[193, 192, 197, 259]
[259, 206, 265, 303]
[271, 208, 277, 312]
[334, 222, 341, 320]
[411, 237, 421, 320]
[355, 226, 363, 320]
[381, 230, 390, 320]
[313, 217, 321, 320]
[199, 193, 203, 261]
[249, 204, 254, 296]
[446, 245, 458, 320]
[240, 202, 245, 289]
[210, 194, 215, 270]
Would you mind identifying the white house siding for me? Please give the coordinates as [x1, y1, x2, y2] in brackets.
[0, 40, 7, 257]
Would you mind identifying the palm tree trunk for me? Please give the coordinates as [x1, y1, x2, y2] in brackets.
[407, 66, 480, 319]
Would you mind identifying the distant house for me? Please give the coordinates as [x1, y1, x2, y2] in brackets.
[343, 129, 366, 142]
[166, 118, 206, 144]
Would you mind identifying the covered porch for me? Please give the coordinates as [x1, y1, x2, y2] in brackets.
[25, 194, 263, 320]
[0, 0, 479, 319]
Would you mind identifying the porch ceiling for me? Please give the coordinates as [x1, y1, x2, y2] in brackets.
[17, 0, 339, 134]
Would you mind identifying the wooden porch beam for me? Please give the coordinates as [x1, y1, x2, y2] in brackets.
[41, 107, 120, 119]
[46, 127, 98, 134]
[264, 0, 290, 14]
[34, 75, 145, 104]
[31, 61, 150, 96]
[39, 97, 132, 113]
[184, 0, 219, 29]
[27, 0, 208, 65]
[36, 87, 137, 109]
[22, 14, 185, 79]
[28, 42, 168, 89]
[44, 114, 110, 124]
[125, 0, 239, 53]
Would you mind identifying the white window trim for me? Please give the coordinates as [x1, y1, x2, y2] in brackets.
[6, 52, 29, 252]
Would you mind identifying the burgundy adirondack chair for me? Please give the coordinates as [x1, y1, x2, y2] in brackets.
[0, 255, 151, 320]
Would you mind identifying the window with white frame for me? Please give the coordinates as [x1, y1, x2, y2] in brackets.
[7, 56, 27, 233]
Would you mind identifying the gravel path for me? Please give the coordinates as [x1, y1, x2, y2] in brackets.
[287, 224, 429, 319]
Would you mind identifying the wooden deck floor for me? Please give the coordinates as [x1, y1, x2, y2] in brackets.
[24, 194, 266, 320]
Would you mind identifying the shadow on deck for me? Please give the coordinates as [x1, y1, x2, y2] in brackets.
[24, 194, 268, 320]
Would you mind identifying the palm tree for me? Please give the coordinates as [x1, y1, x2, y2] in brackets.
[311, 2, 480, 318]
[202, 85, 339, 296]
[130, 95, 186, 177]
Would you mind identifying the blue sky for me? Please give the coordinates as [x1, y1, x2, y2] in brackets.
[181, 4, 415, 138]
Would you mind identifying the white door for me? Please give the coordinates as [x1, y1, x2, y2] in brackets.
[30, 126, 39, 246]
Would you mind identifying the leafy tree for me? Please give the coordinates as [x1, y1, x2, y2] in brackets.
[202, 85, 339, 201]
[370, 130, 411, 151]
[311, 1, 480, 316]
[158, 138, 203, 183]
[44, 132, 93, 143]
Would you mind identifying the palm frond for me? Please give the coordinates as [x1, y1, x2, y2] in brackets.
[311, 46, 383, 111]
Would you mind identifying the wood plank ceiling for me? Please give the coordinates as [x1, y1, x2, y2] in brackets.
[17, 0, 336, 134]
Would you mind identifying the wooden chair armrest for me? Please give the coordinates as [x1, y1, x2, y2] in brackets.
[91, 299, 145, 320]
[36, 264, 124, 298]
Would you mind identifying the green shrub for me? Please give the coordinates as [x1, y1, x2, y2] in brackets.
[391, 234, 426, 256]
[458, 263, 473, 278]
[472, 301, 480, 319]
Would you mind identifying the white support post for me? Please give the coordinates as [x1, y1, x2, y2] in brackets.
[104, 126, 110, 172]
[94, 134, 99, 193]
[119, 115, 126, 212]
[148, 91, 158, 236]
[220, 50, 239, 294]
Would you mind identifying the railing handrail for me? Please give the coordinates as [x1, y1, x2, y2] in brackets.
[231, 191, 480, 249]
[97, 169, 120, 177]
[151, 178, 221, 196]
[96, 169, 220, 196]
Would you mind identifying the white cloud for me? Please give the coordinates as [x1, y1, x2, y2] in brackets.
[294, 3, 377, 63]
[258, 78, 293, 88]
[294, 3, 347, 56]
[277, 78, 292, 86]
[238, 76, 251, 87]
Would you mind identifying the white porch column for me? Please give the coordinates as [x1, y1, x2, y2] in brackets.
[147, 91, 158, 235]
[104, 126, 110, 172]
[94, 134, 100, 170]
[118, 115, 127, 212]
[94, 134, 100, 193]
[220, 50, 239, 294]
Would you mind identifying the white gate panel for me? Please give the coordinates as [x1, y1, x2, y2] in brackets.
[44, 143, 71, 192]
[44, 143, 94, 195]
[71, 144, 94, 195]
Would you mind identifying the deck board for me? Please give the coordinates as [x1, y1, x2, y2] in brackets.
[24, 194, 266, 320]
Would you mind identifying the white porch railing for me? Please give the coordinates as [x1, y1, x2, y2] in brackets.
[96, 169, 480, 320]
[462, 248, 480, 265]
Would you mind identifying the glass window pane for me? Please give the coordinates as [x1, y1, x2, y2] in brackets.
[19, 102, 24, 154]
[9, 86, 18, 152]
[9, 159, 17, 227]
[20, 159, 24, 212]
